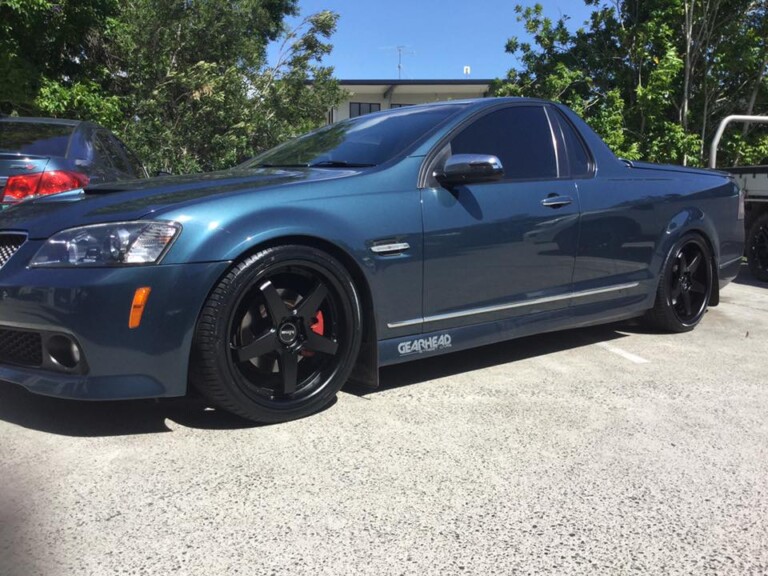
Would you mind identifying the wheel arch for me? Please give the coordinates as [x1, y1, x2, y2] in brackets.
[194, 233, 380, 390]
[687, 228, 720, 306]
[656, 211, 721, 307]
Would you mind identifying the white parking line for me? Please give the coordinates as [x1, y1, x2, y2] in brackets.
[596, 342, 650, 364]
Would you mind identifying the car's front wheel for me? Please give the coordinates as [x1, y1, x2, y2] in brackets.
[645, 233, 713, 332]
[190, 245, 362, 423]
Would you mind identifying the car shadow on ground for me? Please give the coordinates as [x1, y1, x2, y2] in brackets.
[0, 384, 270, 437]
[352, 323, 634, 396]
[0, 322, 642, 438]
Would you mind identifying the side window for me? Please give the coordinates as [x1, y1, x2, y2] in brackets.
[95, 131, 129, 174]
[555, 111, 592, 177]
[450, 106, 558, 180]
[112, 135, 146, 178]
[92, 132, 113, 168]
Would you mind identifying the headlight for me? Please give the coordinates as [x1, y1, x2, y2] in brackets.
[31, 221, 181, 267]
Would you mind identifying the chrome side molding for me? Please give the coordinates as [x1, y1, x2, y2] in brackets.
[387, 282, 640, 329]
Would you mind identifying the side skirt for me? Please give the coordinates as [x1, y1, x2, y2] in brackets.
[378, 295, 649, 367]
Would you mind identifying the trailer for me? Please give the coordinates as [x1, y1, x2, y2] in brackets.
[710, 115, 768, 281]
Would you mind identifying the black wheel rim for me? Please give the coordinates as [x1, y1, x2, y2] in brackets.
[668, 240, 711, 325]
[750, 223, 768, 273]
[227, 262, 351, 407]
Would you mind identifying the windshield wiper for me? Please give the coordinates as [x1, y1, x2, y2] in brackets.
[309, 160, 376, 168]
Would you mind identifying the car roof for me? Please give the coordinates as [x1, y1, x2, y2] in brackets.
[355, 97, 557, 119]
[0, 116, 100, 129]
[402, 96, 551, 108]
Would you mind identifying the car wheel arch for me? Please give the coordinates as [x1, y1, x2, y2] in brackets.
[186, 234, 379, 394]
[656, 225, 720, 307]
[684, 228, 720, 306]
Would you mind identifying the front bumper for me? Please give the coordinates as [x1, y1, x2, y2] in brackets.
[0, 238, 229, 400]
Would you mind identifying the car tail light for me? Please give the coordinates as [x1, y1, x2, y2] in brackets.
[3, 171, 89, 202]
[4, 173, 43, 200]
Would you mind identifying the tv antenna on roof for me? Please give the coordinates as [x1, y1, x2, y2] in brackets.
[396, 46, 416, 79]
[380, 45, 415, 79]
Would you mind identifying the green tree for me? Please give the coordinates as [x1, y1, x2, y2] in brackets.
[495, 1, 768, 166]
[0, 0, 119, 117]
[1, 0, 344, 174]
[105, 1, 343, 173]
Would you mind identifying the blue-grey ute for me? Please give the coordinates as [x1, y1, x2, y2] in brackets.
[0, 99, 744, 422]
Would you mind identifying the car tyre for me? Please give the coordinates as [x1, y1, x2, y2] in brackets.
[190, 245, 362, 423]
[645, 233, 713, 332]
[747, 213, 768, 282]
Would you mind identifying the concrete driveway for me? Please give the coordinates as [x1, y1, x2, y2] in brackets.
[1, 266, 766, 575]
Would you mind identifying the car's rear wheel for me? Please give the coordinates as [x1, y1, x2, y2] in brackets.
[190, 245, 362, 423]
[747, 213, 768, 282]
[645, 233, 713, 332]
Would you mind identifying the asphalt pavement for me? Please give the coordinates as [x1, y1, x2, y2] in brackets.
[1, 265, 767, 576]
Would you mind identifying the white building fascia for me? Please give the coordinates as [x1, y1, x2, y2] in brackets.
[329, 79, 494, 123]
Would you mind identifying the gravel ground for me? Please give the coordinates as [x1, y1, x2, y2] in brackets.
[1, 268, 767, 576]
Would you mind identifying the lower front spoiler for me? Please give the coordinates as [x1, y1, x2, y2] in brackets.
[0, 259, 231, 401]
[0, 365, 168, 400]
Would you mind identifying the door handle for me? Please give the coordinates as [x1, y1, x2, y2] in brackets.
[540, 195, 573, 208]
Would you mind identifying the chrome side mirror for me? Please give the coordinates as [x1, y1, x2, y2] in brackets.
[434, 154, 504, 188]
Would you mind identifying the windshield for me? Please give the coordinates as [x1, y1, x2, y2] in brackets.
[0, 122, 75, 157]
[242, 104, 466, 169]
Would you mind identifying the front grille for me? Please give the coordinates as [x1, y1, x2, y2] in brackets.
[0, 328, 43, 367]
[0, 233, 25, 268]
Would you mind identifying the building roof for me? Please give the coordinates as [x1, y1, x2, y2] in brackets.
[338, 79, 494, 97]
[338, 79, 494, 86]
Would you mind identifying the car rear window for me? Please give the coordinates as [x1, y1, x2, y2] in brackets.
[0, 122, 75, 157]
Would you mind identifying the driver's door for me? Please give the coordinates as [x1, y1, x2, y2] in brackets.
[421, 104, 580, 331]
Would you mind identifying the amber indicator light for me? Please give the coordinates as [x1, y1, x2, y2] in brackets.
[129, 287, 152, 329]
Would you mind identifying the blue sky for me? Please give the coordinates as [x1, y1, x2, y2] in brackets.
[267, 0, 594, 80]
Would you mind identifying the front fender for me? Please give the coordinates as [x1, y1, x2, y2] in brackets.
[157, 186, 425, 342]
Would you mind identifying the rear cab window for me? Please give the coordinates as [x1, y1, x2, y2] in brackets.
[550, 109, 594, 178]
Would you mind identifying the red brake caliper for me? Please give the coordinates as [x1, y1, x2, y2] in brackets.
[301, 311, 324, 357]
[311, 311, 324, 335]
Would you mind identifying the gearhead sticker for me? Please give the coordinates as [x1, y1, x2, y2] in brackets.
[397, 334, 452, 356]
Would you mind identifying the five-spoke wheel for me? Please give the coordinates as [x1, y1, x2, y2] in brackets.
[646, 233, 713, 332]
[191, 246, 362, 423]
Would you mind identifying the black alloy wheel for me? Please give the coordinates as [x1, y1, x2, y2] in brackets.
[747, 214, 768, 282]
[191, 245, 362, 423]
[646, 233, 713, 332]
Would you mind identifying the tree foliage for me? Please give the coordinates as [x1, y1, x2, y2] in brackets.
[494, 1, 768, 166]
[1, 0, 344, 173]
[1, 0, 119, 115]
